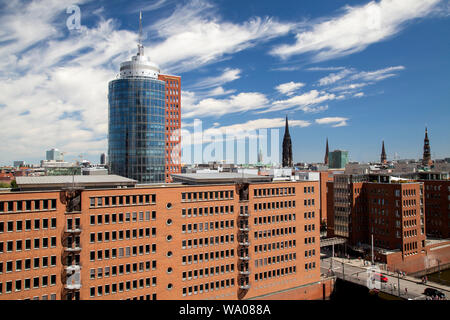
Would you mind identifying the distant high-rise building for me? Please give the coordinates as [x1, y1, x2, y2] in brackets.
[329, 150, 348, 169]
[282, 116, 293, 167]
[381, 141, 387, 164]
[100, 153, 107, 165]
[13, 161, 25, 168]
[422, 127, 432, 167]
[257, 148, 263, 164]
[324, 138, 329, 165]
[46, 148, 63, 162]
[108, 12, 181, 183]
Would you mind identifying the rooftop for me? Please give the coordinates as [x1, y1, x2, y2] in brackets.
[16, 175, 137, 190]
[171, 173, 273, 185]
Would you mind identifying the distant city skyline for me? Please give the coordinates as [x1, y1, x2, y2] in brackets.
[0, 0, 449, 166]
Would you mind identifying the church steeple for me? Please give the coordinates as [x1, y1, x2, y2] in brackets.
[381, 140, 387, 164]
[324, 138, 329, 165]
[282, 116, 293, 167]
[422, 127, 432, 166]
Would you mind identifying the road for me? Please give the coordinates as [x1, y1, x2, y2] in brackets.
[321, 257, 449, 300]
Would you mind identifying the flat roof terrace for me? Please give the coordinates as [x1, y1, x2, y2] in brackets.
[171, 173, 273, 185]
[15, 175, 137, 191]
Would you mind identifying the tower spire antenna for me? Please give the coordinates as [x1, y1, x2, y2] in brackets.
[139, 10, 143, 44]
[282, 115, 293, 168]
[381, 140, 387, 164]
[138, 10, 144, 56]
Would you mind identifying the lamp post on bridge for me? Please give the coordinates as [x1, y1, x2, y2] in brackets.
[437, 259, 441, 280]
[331, 243, 334, 271]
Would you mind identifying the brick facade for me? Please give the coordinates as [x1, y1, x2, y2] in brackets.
[0, 179, 323, 300]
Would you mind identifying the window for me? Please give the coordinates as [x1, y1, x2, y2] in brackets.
[33, 277, 39, 289]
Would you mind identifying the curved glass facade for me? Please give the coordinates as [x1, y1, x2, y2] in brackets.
[108, 78, 166, 183]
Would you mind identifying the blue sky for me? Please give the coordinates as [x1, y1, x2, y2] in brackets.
[0, 0, 449, 165]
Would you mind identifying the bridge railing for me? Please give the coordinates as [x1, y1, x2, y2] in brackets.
[328, 269, 424, 300]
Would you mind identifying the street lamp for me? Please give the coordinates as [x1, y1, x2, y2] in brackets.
[331, 243, 334, 270]
[437, 259, 441, 280]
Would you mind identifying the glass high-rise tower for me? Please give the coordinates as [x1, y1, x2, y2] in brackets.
[108, 14, 181, 183]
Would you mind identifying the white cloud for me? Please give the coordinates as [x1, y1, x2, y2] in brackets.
[207, 86, 236, 97]
[349, 66, 405, 82]
[209, 117, 311, 134]
[182, 117, 311, 146]
[353, 92, 365, 98]
[330, 82, 368, 92]
[260, 90, 336, 114]
[306, 66, 346, 71]
[0, 0, 294, 164]
[182, 92, 269, 118]
[315, 117, 349, 127]
[271, 65, 302, 72]
[190, 68, 241, 90]
[318, 66, 405, 92]
[0, 0, 89, 62]
[270, 0, 441, 62]
[302, 105, 329, 113]
[318, 68, 353, 86]
[132, 0, 171, 13]
[275, 81, 305, 96]
[148, 0, 293, 73]
[0, 0, 423, 164]
[0, 0, 135, 163]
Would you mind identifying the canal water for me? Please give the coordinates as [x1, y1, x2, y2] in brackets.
[426, 268, 450, 286]
[330, 278, 383, 301]
[330, 278, 404, 301]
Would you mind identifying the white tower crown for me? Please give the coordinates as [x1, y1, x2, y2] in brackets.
[119, 11, 160, 79]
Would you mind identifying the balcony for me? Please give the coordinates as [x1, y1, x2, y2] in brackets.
[238, 255, 250, 261]
[238, 226, 250, 232]
[65, 210, 82, 215]
[65, 227, 82, 234]
[65, 265, 81, 272]
[239, 270, 250, 275]
[65, 283, 81, 290]
[64, 246, 82, 252]
[238, 240, 250, 246]
[239, 284, 250, 290]
[239, 211, 250, 217]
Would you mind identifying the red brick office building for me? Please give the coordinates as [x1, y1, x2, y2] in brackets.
[418, 172, 450, 239]
[326, 173, 450, 273]
[158, 74, 181, 183]
[0, 174, 332, 300]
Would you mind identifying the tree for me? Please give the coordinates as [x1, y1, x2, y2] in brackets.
[10, 180, 18, 189]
